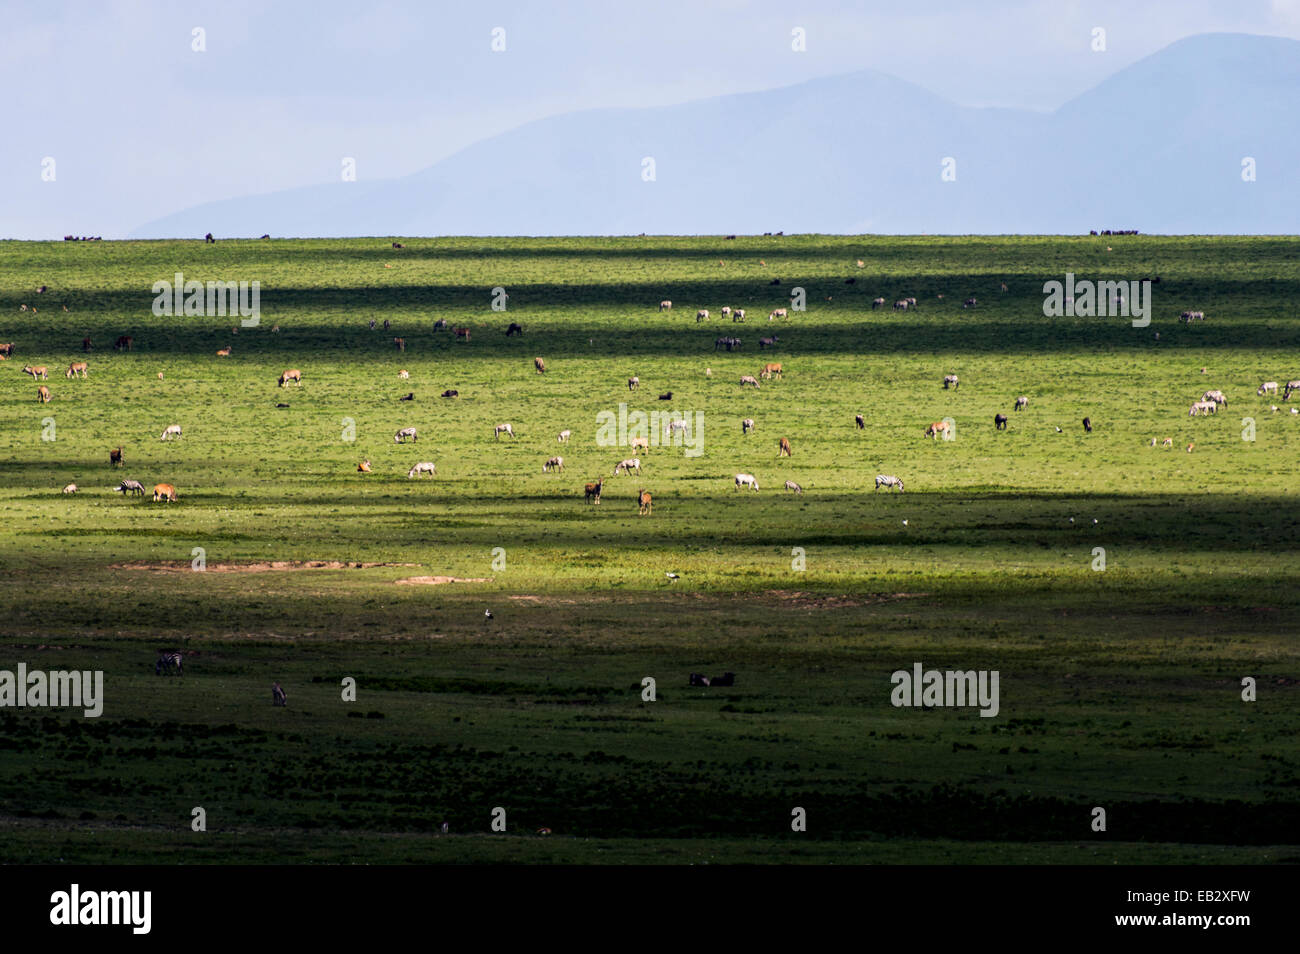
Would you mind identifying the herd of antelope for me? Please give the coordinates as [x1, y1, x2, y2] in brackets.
[15, 282, 1293, 520]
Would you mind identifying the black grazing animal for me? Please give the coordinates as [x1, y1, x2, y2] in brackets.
[1082, 417, 1093, 433]
[109, 446, 123, 467]
[995, 413, 1008, 430]
[505, 322, 523, 336]
[658, 392, 672, 401]
[845, 277, 856, 284]
[392, 242, 405, 249]
[689, 673, 711, 687]
[769, 278, 781, 285]
[441, 389, 459, 398]
[724, 234, 736, 240]
[276, 403, 290, 408]
[855, 414, 865, 429]
[399, 392, 414, 401]
[204, 233, 215, 244]
[260, 234, 270, 239]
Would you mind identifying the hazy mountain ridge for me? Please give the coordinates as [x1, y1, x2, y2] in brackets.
[130, 34, 1300, 237]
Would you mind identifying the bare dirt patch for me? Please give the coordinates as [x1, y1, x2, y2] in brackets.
[395, 576, 491, 586]
[113, 561, 421, 573]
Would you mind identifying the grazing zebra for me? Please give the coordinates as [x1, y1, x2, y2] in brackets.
[759, 336, 777, 349]
[557, 429, 571, 443]
[394, 426, 418, 443]
[742, 418, 755, 434]
[784, 479, 803, 494]
[994, 413, 1008, 430]
[1189, 401, 1216, 416]
[906, 297, 917, 308]
[778, 437, 791, 457]
[1258, 381, 1278, 395]
[733, 309, 745, 322]
[734, 473, 759, 491]
[893, 300, 909, 310]
[495, 423, 515, 440]
[116, 479, 146, 496]
[739, 375, 760, 388]
[943, 374, 959, 390]
[407, 461, 437, 478]
[875, 475, 904, 492]
[62, 483, 77, 494]
[855, 414, 865, 429]
[584, 478, 604, 504]
[628, 376, 639, 391]
[1179, 310, 1205, 323]
[638, 489, 652, 515]
[872, 297, 886, 308]
[696, 309, 709, 322]
[1015, 395, 1028, 410]
[659, 300, 672, 311]
[613, 457, 641, 476]
[769, 308, 787, 320]
[160, 424, 183, 440]
[720, 307, 731, 319]
[1201, 389, 1227, 406]
[667, 419, 689, 436]
[543, 456, 564, 473]
[963, 297, 977, 308]
[155, 651, 183, 676]
[272, 682, 287, 706]
[1285, 381, 1300, 401]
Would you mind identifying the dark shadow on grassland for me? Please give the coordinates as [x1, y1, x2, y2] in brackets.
[2, 279, 1299, 356]
[0, 709, 1294, 844]
[3, 492, 1300, 555]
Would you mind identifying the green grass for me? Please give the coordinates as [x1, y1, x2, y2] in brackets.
[0, 235, 1297, 863]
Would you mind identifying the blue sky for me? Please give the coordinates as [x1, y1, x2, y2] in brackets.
[4, 0, 1300, 238]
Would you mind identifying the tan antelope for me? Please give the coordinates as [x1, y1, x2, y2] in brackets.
[761, 363, 782, 379]
[216, 346, 232, 357]
[638, 489, 652, 515]
[22, 365, 48, 379]
[62, 483, 77, 495]
[630, 436, 649, 455]
[398, 369, 409, 379]
[357, 460, 371, 472]
[152, 483, 178, 502]
[778, 437, 791, 457]
[36, 385, 50, 403]
[453, 327, 471, 341]
[534, 357, 547, 374]
[584, 478, 604, 504]
[278, 369, 302, 387]
[925, 420, 951, 440]
[739, 375, 760, 388]
[113, 335, 133, 351]
[66, 362, 88, 378]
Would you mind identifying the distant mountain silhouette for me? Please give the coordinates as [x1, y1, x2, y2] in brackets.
[130, 33, 1299, 237]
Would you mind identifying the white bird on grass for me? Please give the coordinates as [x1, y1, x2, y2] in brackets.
[665, 572, 680, 582]
[484, 609, 493, 620]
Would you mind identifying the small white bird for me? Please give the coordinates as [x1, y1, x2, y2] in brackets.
[484, 609, 493, 620]
[1054, 426, 1062, 433]
[902, 520, 908, 526]
[1069, 517, 1074, 524]
[665, 572, 680, 581]
[1093, 519, 1098, 525]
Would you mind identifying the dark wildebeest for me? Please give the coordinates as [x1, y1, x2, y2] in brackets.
[392, 242, 404, 249]
[110, 446, 123, 467]
[658, 392, 672, 401]
[441, 389, 459, 398]
[855, 414, 865, 429]
[505, 323, 523, 336]
[399, 392, 414, 401]
[995, 414, 1008, 430]
[114, 335, 133, 351]
[1083, 417, 1093, 433]
[205, 233, 215, 244]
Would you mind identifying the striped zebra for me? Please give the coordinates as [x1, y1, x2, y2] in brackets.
[155, 650, 183, 676]
[875, 474, 905, 492]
